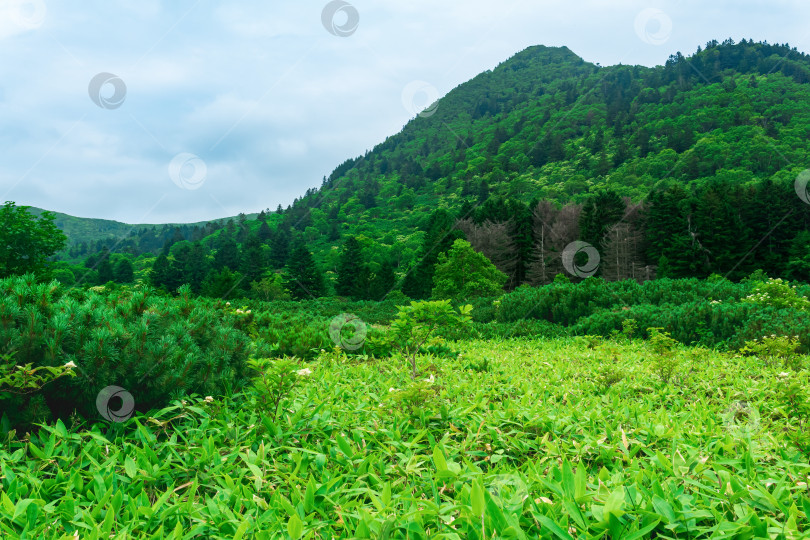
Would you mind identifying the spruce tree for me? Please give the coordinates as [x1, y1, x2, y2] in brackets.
[214, 233, 239, 271]
[149, 254, 171, 289]
[97, 256, 114, 284]
[241, 234, 266, 282]
[580, 190, 624, 249]
[283, 243, 326, 299]
[114, 258, 134, 283]
[336, 236, 366, 299]
[369, 260, 397, 300]
[269, 229, 291, 269]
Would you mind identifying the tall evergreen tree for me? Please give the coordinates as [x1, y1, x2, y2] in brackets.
[149, 254, 171, 289]
[335, 236, 367, 299]
[283, 243, 326, 300]
[114, 258, 135, 283]
[269, 229, 291, 269]
[369, 260, 397, 301]
[184, 242, 209, 293]
[97, 254, 114, 284]
[212, 233, 239, 271]
[580, 190, 625, 250]
[241, 234, 266, 282]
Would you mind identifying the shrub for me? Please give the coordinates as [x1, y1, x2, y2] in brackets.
[388, 300, 472, 379]
[739, 334, 803, 369]
[0, 275, 257, 427]
[648, 327, 680, 384]
[742, 277, 810, 310]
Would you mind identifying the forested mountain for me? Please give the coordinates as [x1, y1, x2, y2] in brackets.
[43, 39, 810, 296]
[27, 207, 259, 261]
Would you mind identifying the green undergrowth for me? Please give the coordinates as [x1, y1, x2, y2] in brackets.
[2, 338, 809, 538]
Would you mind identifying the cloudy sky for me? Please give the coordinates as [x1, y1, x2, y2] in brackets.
[1, 0, 808, 223]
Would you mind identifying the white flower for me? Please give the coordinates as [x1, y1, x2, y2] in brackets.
[204, 396, 214, 403]
[64, 361, 77, 369]
[296, 368, 312, 377]
[424, 374, 435, 384]
[779, 372, 791, 378]
[225, 302, 230, 306]
[389, 387, 397, 393]
[246, 310, 252, 314]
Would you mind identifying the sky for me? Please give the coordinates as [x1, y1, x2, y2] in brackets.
[1, 0, 809, 224]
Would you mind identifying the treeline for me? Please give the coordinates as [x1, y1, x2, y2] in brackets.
[127, 171, 809, 301]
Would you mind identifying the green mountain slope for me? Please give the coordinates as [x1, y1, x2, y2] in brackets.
[289, 39, 810, 227]
[266, 39, 810, 285]
[36, 39, 810, 293]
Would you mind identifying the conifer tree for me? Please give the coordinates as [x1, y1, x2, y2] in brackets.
[114, 258, 135, 283]
[336, 236, 367, 299]
[283, 243, 326, 299]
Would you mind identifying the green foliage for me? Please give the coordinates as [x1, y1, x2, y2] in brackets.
[247, 357, 308, 421]
[249, 273, 290, 301]
[621, 318, 638, 339]
[389, 300, 472, 378]
[740, 334, 803, 369]
[648, 327, 681, 384]
[283, 243, 326, 300]
[202, 267, 245, 299]
[2, 337, 810, 537]
[335, 236, 367, 299]
[0, 202, 67, 278]
[386, 379, 437, 417]
[742, 277, 810, 310]
[432, 239, 507, 302]
[0, 274, 257, 427]
[595, 363, 625, 391]
[0, 354, 76, 398]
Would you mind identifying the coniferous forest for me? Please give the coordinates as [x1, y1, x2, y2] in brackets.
[4, 30, 810, 538]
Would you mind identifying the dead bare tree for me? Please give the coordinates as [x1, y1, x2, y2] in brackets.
[456, 218, 517, 278]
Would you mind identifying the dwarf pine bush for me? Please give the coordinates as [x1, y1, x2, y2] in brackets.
[0, 275, 260, 427]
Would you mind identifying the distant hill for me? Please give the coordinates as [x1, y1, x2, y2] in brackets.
[27, 207, 259, 261]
